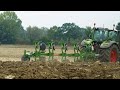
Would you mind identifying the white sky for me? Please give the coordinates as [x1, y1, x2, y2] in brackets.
[1, 11, 120, 29]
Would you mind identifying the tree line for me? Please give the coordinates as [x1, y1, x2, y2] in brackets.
[0, 11, 120, 45]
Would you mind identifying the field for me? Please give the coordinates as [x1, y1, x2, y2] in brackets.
[0, 45, 120, 79]
[0, 45, 78, 62]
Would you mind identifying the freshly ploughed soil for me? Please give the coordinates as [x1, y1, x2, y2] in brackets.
[0, 60, 120, 79]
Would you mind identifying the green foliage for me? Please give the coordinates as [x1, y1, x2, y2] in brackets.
[85, 26, 93, 39]
[60, 23, 81, 44]
[0, 11, 26, 44]
[47, 26, 58, 40]
[26, 26, 49, 44]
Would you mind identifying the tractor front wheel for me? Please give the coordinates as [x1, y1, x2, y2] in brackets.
[99, 44, 119, 62]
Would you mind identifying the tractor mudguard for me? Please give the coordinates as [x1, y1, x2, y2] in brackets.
[100, 41, 118, 49]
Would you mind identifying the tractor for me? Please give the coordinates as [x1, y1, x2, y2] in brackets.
[81, 24, 120, 62]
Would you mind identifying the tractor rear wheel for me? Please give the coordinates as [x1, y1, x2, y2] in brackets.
[99, 44, 119, 62]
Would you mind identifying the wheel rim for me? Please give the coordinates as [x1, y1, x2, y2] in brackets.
[110, 49, 117, 62]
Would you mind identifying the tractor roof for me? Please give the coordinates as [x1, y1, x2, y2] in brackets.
[94, 27, 119, 32]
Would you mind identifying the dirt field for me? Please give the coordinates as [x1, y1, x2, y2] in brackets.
[0, 45, 75, 61]
[0, 45, 33, 61]
[0, 45, 120, 79]
[0, 61, 120, 79]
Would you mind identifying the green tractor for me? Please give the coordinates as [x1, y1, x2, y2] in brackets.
[81, 24, 120, 62]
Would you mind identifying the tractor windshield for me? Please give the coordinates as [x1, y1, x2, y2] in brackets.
[93, 30, 107, 42]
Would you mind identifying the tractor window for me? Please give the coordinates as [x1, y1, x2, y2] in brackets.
[94, 30, 107, 41]
[94, 30, 99, 40]
[108, 31, 117, 41]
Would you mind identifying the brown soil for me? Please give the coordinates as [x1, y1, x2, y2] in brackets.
[0, 60, 120, 79]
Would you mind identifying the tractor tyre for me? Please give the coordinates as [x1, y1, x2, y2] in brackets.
[21, 56, 25, 61]
[21, 56, 30, 61]
[99, 44, 119, 62]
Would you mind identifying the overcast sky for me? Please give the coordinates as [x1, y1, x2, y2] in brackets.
[1, 11, 120, 29]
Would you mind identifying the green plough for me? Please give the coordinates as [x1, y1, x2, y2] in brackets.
[21, 42, 97, 61]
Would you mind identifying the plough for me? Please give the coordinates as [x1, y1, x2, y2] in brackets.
[21, 42, 97, 61]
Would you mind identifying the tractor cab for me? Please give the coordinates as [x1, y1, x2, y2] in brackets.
[93, 28, 107, 43]
[92, 28, 118, 44]
[93, 24, 118, 41]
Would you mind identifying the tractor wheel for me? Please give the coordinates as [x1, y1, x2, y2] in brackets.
[21, 56, 30, 61]
[21, 56, 25, 61]
[99, 44, 119, 62]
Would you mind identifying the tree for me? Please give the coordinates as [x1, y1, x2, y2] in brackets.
[0, 11, 25, 44]
[40, 27, 49, 43]
[26, 26, 49, 44]
[60, 23, 81, 44]
[40, 27, 49, 38]
[85, 26, 93, 39]
[47, 26, 58, 40]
